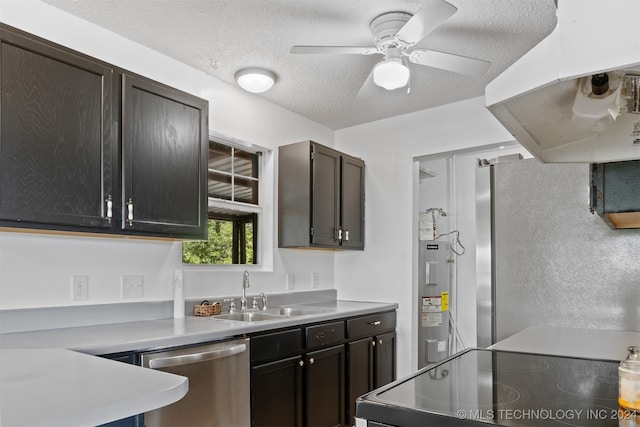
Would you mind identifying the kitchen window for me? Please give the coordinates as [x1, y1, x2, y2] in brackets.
[183, 137, 265, 265]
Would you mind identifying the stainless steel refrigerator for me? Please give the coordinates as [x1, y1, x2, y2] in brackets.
[476, 158, 640, 347]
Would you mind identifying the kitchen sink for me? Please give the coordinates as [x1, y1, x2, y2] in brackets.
[264, 307, 326, 316]
[214, 312, 283, 322]
[210, 306, 328, 322]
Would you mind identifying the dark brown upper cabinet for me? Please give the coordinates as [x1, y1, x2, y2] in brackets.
[340, 153, 365, 249]
[278, 140, 364, 250]
[0, 24, 208, 239]
[121, 74, 208, 238]
[0, 25, 115, 230]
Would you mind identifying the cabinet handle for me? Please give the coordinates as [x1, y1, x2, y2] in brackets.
[369, 321, 381, 326]
[371, 340, 376, 347]
[309, 357, 315, 365]
[345, 230, 349, 241]
[337, 229, 343, 240]
[298, 360, 304, 367]
[379, 339, 383, 345]
[126, 198, 134, 226]
[105, 195, 113, 223]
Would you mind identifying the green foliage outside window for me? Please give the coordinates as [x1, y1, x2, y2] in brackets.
[183, 218, 254, 264]
[183, 139, 261, 265]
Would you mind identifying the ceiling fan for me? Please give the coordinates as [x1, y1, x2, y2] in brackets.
[290, 0, 490, 96]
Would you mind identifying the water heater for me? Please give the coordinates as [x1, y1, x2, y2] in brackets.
[418, 240, 451, 369]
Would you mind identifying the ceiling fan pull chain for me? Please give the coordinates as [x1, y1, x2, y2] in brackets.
[404, 56, 412, 95]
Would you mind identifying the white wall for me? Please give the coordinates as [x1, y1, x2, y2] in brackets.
[334, 98, 514, 377]
[0, 0, 335, 310]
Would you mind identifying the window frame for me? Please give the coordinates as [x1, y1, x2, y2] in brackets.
[182, 132, 273, 270]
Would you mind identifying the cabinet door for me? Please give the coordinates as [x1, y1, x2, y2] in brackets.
[121, 74, 207, 238]
[305, 345, 345, 427]
[374, 331, 396, 389]
[347, 338, 374, 426]
[310, 143, 340, 247]
[340, 154, 365, 249]
[252, 356, 303, 427]
[0, 27, 114, 230]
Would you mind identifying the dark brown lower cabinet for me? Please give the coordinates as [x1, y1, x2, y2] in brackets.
[346, 332, 396, 424]
[252, 355, 304, 427]
[251, 312, 396, 427]
[306, 345, 345, 427]
[347, 338, 374, 426]
[251, 346, 345, 427]
[374, 331, 396, 388]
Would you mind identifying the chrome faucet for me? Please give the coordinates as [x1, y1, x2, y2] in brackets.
[252, 293, 268, 310]
[240, 270, 250, 310]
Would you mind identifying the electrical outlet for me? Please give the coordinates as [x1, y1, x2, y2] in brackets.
[71, 275, 89, 301]
[311, 272, 320, 288]
[122, 275, 143, 298]
[286, 273, 295, 290]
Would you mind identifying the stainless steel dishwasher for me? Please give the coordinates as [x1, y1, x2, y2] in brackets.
[140, 337, 250, 427]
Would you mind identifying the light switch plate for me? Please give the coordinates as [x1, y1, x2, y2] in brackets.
[122, 275, 143, 298]
[286, 273, 295, 290]
[311, 272, 319, 288]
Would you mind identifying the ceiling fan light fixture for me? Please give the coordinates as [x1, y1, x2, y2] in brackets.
[235, 68, 276, 93]
[373, 57, 410, 90]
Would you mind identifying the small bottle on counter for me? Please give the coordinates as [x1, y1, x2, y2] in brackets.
[619, 345, 640, 411]
[173, 269, 185, 319]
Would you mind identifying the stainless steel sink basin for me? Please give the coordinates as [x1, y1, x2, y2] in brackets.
[214, 312, 283, 322]
[210, 306, 327, 322]
[264, 307, 325, 316]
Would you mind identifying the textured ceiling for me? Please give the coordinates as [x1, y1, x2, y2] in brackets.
[42, 0, 557, 130]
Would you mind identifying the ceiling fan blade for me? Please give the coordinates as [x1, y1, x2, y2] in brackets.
[290, 46, 378, 55]
[407, 49, 491, 75]
[356, 68, 378, 99]
[395, 0, 457, 47]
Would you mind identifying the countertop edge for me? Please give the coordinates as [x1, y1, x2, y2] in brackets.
[490, 325, 640, 361]
[0, 300, 399, 355]
[0, 348, 188, 427]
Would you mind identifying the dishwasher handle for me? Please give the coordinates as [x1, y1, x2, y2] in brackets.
[148, 343, 247, 369]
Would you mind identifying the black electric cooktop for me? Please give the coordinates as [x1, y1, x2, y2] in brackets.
[356, 349, 634, 426]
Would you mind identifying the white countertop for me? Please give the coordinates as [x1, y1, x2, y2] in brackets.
[0, 300, 397, 354]
[0, 300, 396, 426]
[490, 325, 640, 360]
[0, 348, 187, 427]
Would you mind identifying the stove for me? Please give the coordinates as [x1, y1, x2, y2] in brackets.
[356, 349, 634, 426]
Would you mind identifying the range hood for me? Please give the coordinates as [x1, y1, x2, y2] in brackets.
[485, 0, 640, 163]
[591, 159, 640, 229]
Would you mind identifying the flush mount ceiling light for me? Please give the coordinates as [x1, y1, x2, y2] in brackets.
[235, 68, 276, 93]
[372, 48, 410, 90]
